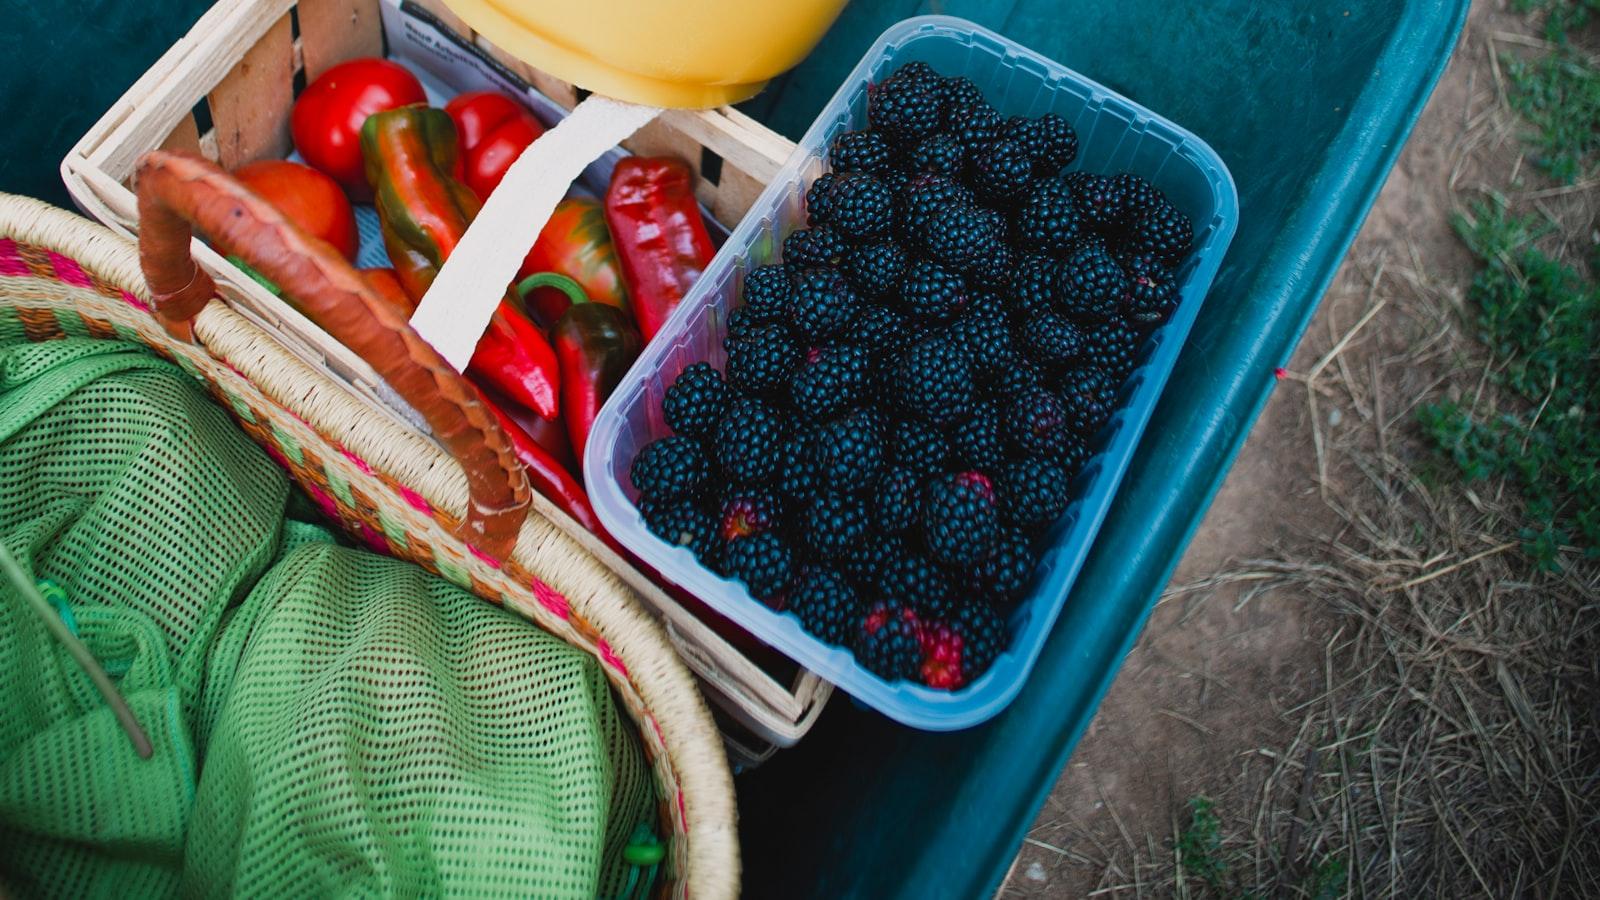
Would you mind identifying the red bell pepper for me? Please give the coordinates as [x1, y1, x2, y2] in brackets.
[518, 272, 642, 464]
[445, 91, 545, 200]
[518, 197, 629, 329]
[603, 157, 715, 343]
[361, 105, 560, 421]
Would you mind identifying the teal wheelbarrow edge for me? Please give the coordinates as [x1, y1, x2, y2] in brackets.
[963, 0, 1472, 895]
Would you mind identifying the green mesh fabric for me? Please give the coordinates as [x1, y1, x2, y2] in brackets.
[0, 329, 653, 898]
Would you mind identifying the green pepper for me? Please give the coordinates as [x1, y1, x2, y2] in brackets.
[519, 272, 641, 463]
[361, 105, 560, 421]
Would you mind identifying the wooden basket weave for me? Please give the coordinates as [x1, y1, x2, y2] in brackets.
[61, 0, 829, 755]
[0, 191, 738, 897]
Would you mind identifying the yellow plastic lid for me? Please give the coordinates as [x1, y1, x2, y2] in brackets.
[442, 0, 848, 109]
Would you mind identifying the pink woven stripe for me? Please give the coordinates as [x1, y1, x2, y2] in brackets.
[677, 790, 689, 832]
[467, 544, 503, 569]
[306, 482, 341, 522]
[596, 638, 629, 678]
[397, 483, 432, 514]
[0, 239, 25, 276]
[359, 523, 389, 554]
[47, 252, 93, 287]
[263, 442, 292, 471]
[340, 448, 376, 475]
[530, 580, 570, 620]
[120, 289, 151, 312]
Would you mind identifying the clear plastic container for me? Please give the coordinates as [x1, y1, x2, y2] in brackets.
[585, 15, 1239, 730]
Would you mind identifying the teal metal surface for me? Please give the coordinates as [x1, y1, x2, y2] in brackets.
[0, 1, 1467, 895]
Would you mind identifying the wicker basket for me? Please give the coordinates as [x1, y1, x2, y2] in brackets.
[60, 0, 829, 756]
[0, 186, 738, 895]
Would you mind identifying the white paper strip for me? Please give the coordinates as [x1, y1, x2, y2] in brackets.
[410, 95, 661, 370]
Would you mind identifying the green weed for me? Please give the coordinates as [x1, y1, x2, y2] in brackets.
[1177, 796, 1228, 890]
[1513, 0, 1600, 42]
[1504, 47, 1600, 183]
[1419, 198, 1599, 568]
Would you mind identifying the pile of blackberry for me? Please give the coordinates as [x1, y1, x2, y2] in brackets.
[630, 61, 1196, 691]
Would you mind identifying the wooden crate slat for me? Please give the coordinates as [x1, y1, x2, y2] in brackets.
[297, 0, 384, 81]
[209, 12, 297, 168]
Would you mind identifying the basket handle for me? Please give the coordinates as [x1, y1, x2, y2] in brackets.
[133, 149, 531, 561]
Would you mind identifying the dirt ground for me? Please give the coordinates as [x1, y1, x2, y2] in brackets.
[1001, 1, 1545, 894]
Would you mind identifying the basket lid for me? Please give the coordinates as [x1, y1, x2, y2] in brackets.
[439, 0, 848, 108]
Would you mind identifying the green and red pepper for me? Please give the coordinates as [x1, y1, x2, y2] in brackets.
[519, 197, 630, 329]
[360, 105, 560, 421]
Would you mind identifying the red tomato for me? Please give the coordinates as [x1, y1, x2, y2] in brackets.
[445, 91, 545, 199]
[230, 160, 359, 261]
[518, 197, 628, 328]
[291, 58, 426, 197]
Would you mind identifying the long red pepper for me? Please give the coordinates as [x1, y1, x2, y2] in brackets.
[603, 157, 715, 343]
[484, 397, 624, 556]
[361, 106, 560, 420]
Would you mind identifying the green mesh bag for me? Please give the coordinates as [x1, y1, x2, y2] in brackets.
[0, 332, 655, 898]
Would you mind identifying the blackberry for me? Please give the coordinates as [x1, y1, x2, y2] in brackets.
[853, 599, 924, 681]
[845, 302, 912, 360]
[1120, 201, 1194, 264]
[1063, 172, 1128, 231]
[938, 75, 990, 130]
[898, 258, 967, 324]
[714, 397, 787, 483]
[801, 493, 868, 560]
[1111, 173, 1164, 219]
[1013, 177, 1081, 255]
[950, 103, 1003, 151]
[789, 268, 861, 341]
[783, 225, 848, 269]
[726, 323, 800, 395]
[662, 362, 728, 439]
[829, 130, 895, 176]
[1013, 254, 1064, 320]
[923, 470, 1000, 568]
[1059, 243, 1127, 320]
[1004, 387, 1071, 458]
[951, 403, 1007, 471]
[919, 602, 1006, 688]
[789, 566, 862, 645]
[890, 60, 942, 88]
[967, 139, 1034, 205]
[804, 172, 839, 225]
[867, 68, 942, 144]
[718, 489, 784, 542]
[967, 237, 1014, 292]
[985, 358, 1044, 401]
[814, 409, 885, 487]
[898, 174, 971, 243]
[841, 240, 907, 298]
[997, 457, 1071, 531]
[1057, 366, 1112, 437]
[1119, 253, 1180, 327]
[641, 497, 716, 562]
[777, 427, 822, 503]
[1052, 434, 1091, 477]
[947, 300, 1017, 379]
[1019, 312, 1084, 369]
[1000, 114, 1078, 176]
[808, 172, 894, 242]
[876, 552, 952, 617]
[726, 305, 757, 340]
[920, 203, 994, 272]
[889, 418, 949, 476]
[1080, 318, 1143, 382]
[971, 528, 1036, 609]
[907, 133, 966, 176]
[893, 335, 975, 426]
[722, 532, 795, 601]
[841, 534, 908, 589]
[631, 436, 709, 501]
[873, 465, 925, 534]
[789, 344, 870, 419]
[741, 264, 795, 325]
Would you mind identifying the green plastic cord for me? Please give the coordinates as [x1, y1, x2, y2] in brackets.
[615, 822, 664, 900]
[0, 538, 153, 758]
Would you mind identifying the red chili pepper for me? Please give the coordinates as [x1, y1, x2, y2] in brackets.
[361, 106, 561, 420]
[603, 157, 715, 343]
[519, 272, 642, 464]
[484, 395, 624, 556]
